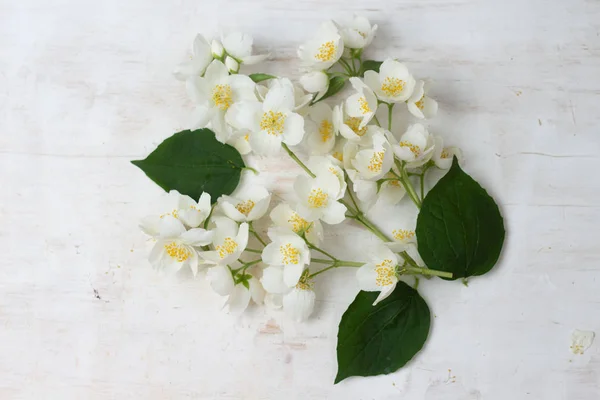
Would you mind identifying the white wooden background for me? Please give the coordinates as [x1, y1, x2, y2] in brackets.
[2, 0, 600, 398]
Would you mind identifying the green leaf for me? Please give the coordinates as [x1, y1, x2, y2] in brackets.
[335, 282, 431, 384]
[249, 73, 276, 83]
[359, 60, 383, 76]
[416, 157, 505, 279]
[313, 76, 346, 104]
[131, 129, 245, 202]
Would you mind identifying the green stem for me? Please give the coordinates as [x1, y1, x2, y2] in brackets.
[402, 266, 453, 279]
[307, 241, 337, 261]
[281, 143, 315, 178]
[387, 103, 394, 130]
[373, 115, 382, 127]
[309, 260, 363, 278]
[242, 166, 258, 174]
[311, 258, 333, 264]
[419, 172, 425, 200]
[396, 159, 422, 209]
[244, 248, 262, 254]
[248, 222, 267, 246]
[338, 58, 355, 75]
[344, 176, 360, 212]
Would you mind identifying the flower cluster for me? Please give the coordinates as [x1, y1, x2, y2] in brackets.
[141, 15, 463, 322]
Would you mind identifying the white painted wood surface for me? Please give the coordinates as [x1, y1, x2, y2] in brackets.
[1, 0, 600, 398]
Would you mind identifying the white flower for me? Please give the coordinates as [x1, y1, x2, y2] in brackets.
[300, 71, 329, 101]
[186, 60, 256, 143]
[307, 155, 347, 199]
[256, 81, 312, 113]
[207, 264, 235, 295]
[294, 173, 347, 224]
[363, 59, 416, 103]
[261, 227, 311, 287]
[339, 15, 377, 49]
[407, 80, 438, 119]
[226, 78, 305, 155]
[283, 280, 316, 322]
[570, 329, 595, 355]
[345, 78, 378, 128]
[356, 244, 400, 305]
[140, 190, 211, 235]
[387, 228, 417, 252]
[201, 217, 249, 265]
[333, 103, 376, 145]
[347, 169, 406, 210]
[298, 21, 344, 70]
[228, 129, 253, 155]
[218, 184, 271, 222]
[391, 124, 435, 168]
[222, 32, 269, 65]
[211, 39, 225, 58]
[173, 34, 213, 81]
[352, 132, 393, 180]
[304, 103, 336, 155]
[270, 203, 324, 245]
[225, 56, 240, 73]
[432, 136, 462, 169]
[208, 267, 265, 314]
[148, 216, 214, 276]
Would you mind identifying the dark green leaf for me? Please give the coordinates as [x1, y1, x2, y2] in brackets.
[313, 76, 346, 104]
[131, 129, 245, 202]
[249, 73, 276, 83]
[335, 282, 431, 383]
[416, 157, 505, 279]
[359, 60, 383, 76]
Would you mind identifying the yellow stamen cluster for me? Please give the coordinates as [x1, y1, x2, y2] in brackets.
[358, 96, 371, 114]
[296, 272, 313, 290]
[160, 209, 179, 219]
[368, 151, 385, 172]
[315, 41, 336, 62]
[308, 188, 328, 208]
[319, 120, 333, 142]
[235, 200, 255, 216]
[570, 344, 585, 355]
[393, 229, 415, 242]
[415, 97, 425, 110]
[212, 84, 233, 110]
[374, 259, 395, 287]
[328, 166, 340, 176]
[345, 117, 368, 136]
[164, 242, 191, 262]
[260, 111, 286, 136]
[399, 141, 421, 157]
[381, 77, 405, 97]
[288, 212, 311, 234]
[384, 172, 401, 187]
[216, 237, 238, 259]
[280, 243, 300, 265]
[440, 149, 450, 159]
[244, 134, 249, 141]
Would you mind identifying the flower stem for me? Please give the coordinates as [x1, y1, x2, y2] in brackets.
[311, 257, 333, 264]
[402, 266, 453, 279]
[373, 115, 382, 127]
[308, 259, 363, 278]
[307, 241, 337, 261]
[242, 166, 258, 174]
[387, 103, 394, 130]
[419, 172, 425, 200]
[395, 159, 422, 209]
[244, 248, 262, 254]
[248, 222, 267, 246]
[281, 143, 315, 178]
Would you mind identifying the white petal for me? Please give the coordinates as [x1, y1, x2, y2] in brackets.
[373, 283, 396, 305]
[220, 199, 247, 222]
[321, 201, 347, 225]
[242, 53, 270, 65]
[222, 32, 253, 59]
[570, 330, 595, 355]
[189, 105, 214, 130]
[236, 222, 249, 250]
[207, 265, 234, 296]
[186, 76, 211, 104]
[158, 216, 186, 239]
[262, 242, 283, 266]
[260, 266, 289, 294]
[264, 293, 283, 309]
[356, 263, 379, 291]
[283, 264, 305, 288]
[225, 101, 262, 131]
[140, 216, 162, 237]
[180, 228, 214, 246]
[283, 288, 316, 322]
[247, 195, 271, 221]
[229, 74, 258, 102]
[204, 60, 229, 83]
[249, 130, 282, 155]
[282, 112, 305, 146]
[225, 285, 251, 315]
[264, 79, 296, 111]
[300, 71, 329, 94]
[248, 277, 266, 304]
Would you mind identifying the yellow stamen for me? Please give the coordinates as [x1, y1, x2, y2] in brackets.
[375, 259, 395, 286]
[260, 111, 286, 136]
[358, 96, 371, 114]
[160, 209, 179, 219]
[415, 96, 425, 110]
[345, 117, 368, 136]
[440, 149, 451, 159]
[315, 41, 336, 62]
[212, 84, 233, 110]
[399, 141, 421, 157]
[235, 200, 255, 216]
[329, 166, 340, 176]
[368, 151, 385, 172]
[288, 212, 311, 234]
[333, 152, 343, 162]
[381, 77, 405, 98]
[308, 188, 328, 208]
[319, 120, 333, 142]
[244, 134, 249, 141]
[393, 229, 415, 242]
[216, 237, 238, 259]
[164, 242, 192, 262]
[280, 243, 300, 265]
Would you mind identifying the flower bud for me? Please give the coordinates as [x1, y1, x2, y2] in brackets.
[211, 39, 224, 58]
[225, 56, 240, 73]
[299, 71, 328, 94]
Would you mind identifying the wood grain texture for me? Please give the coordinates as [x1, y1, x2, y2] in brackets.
[1, 0, 600, 398]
